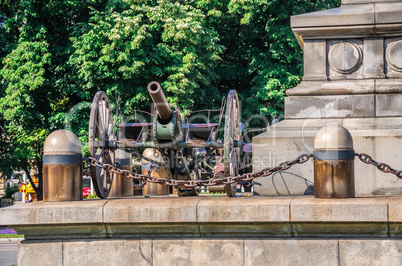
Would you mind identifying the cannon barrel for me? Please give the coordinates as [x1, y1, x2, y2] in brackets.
[147, 81, 173, 124]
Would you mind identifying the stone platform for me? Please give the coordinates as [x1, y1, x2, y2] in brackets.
[1, 196, 401, 265]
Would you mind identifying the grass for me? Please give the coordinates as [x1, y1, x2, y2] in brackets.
[0, 234, 24, 238]
[0, 227, 23, 238]
[86, 193, 99, 199]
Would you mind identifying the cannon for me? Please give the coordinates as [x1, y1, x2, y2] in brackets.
[88, 81, 244, 198]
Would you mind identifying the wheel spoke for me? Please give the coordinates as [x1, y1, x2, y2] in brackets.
[89, 91, 114, 199]
[224, 90, 240, 197]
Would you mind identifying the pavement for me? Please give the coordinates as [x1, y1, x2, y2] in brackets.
[0, 239, 19, 266]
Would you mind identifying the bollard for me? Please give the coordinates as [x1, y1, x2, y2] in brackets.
[142, 148, 169, 195]
[43, 130, 82, 201]
[109, 149, 134, 197]
[314, 124, 355, 198]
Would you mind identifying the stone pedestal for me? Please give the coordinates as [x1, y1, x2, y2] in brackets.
[253, 0, 402, 196]
[0, 196, 401, 265]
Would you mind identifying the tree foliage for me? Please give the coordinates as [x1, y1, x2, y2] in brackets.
[0, 0, 340, 199]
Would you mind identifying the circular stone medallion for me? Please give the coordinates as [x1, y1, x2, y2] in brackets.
[386, 39, 402, 72]
[329, 41, 362, 74]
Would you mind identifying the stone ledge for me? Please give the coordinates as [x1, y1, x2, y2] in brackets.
[104, 197, 199, 223]
[290, 197, 388, 222]
[1, 196, 401, 239]
[291, 5, 375, 28]
[0, 200, 105, 225]
[197, 197, 291, 222]
[286, 79, 402, 96]
[291, 3, 402, 28]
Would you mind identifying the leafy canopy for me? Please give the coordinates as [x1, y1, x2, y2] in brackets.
[0, 0, 340, 198]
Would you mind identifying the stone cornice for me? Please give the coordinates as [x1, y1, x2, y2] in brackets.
[1, 196, 401, 239]
[291, 3, 402, 48]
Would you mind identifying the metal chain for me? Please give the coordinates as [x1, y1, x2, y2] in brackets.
[83, 153, 313, 189]
[355, 153, 402, 179]
[84, 152, 402, 190]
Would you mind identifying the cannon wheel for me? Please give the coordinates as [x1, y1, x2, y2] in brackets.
[89, 91, 115, 199]
[224, 90, 241, 197]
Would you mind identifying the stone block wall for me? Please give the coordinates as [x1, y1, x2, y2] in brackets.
[17, 238, 402, 266]
[0, 197, 401, 265]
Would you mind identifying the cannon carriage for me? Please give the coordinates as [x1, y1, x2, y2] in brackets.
[88, 81, 245, 198]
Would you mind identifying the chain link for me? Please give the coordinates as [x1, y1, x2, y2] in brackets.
[355, 153, 402, 179]
[84, 152, 401, 191]
[83, 153, 313, 189]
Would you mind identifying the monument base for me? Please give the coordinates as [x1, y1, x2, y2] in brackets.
[0, 197, 401, 265]
[0, 196, 402, 266]
[253, 117, 402, 196]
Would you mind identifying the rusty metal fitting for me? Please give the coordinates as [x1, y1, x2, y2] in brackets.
[313, 123, 355, 198]
[109, 149, 133, 197]
[43, 130, 83, 201]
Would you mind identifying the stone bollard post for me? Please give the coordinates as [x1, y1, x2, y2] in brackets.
[109, 149, 134, 197]
[142, 148, 169, 195]
[313, 124, 355, 198]
[43, 130, 83, 201]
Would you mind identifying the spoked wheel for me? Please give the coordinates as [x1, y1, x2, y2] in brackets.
[89, 91, 115, 199]
[224, 90, 241, 197]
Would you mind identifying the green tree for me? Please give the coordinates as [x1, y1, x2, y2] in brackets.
[68, 0, 224, 114]
[0, 0, 340, 200]
[208, 0, 340, 125]
[0, 0, 104, 199]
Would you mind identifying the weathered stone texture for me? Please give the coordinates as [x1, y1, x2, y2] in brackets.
[376, 2, 402, 23]
[0, 200, 104, 225]
[291, 197, 387, 222]
[63, 239, 152, 266]
[197, 197, 291, 222]
[285, 95, 375, 119]
[363, 38, 384, 78]
[1, 197, 401, 264]
[245, 239, 338, 266]
[153, 239, 243, 266]
[290, 197, 388, 237]
[376, 94, 402, 117]
[303, 40, 327, 81]
[104, 198, 198, 223]
[18, 240, 62, 266]
[388, 197, 402, 237]
[339, 240, 402, 266]
[291, 5, 375, 28]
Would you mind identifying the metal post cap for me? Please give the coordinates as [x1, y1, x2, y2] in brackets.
[141, 148, 164, 164]
[314, 123, 353, 150]
[44, 130, 81, 155]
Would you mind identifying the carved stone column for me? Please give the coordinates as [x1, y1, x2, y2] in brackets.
[287, 0, 402, 119]
[253, 0, 402, 196]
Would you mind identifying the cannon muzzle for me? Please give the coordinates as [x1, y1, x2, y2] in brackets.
[147, 81, 173, 124]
